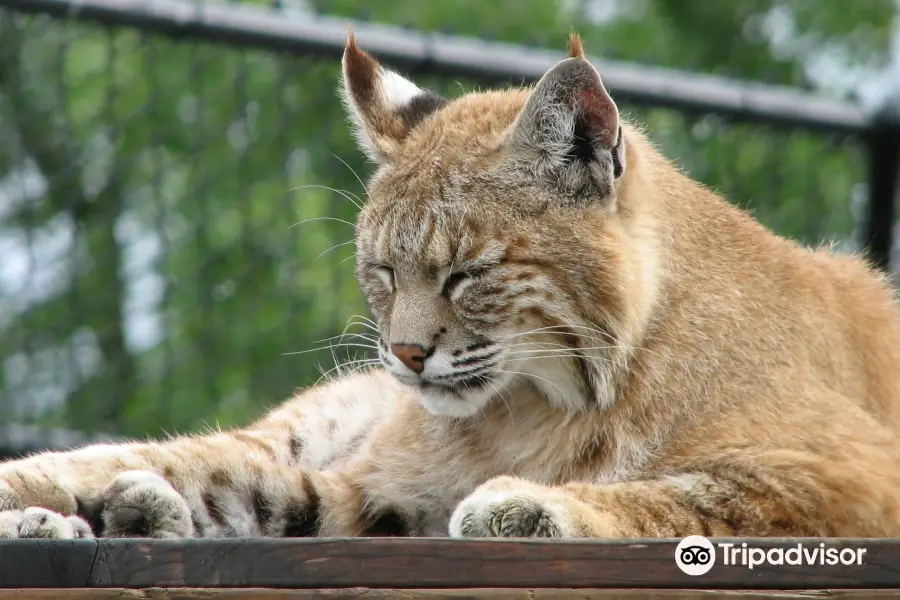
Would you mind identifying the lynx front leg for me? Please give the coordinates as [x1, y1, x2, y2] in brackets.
[0, 370, 395, 538]
[450, 447, 900, 539]
[0, 462, 391, 540]
[98, 463, 411, 539]
[448, 474, 771, 539]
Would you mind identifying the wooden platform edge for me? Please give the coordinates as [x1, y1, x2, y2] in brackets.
[2, 590, 900, 599]
[0, 538, 898, 590]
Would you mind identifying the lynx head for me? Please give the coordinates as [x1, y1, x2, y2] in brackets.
[341, 32, 659, 418]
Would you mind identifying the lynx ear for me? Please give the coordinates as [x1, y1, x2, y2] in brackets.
[507, 36, 624, 197]
[341, 32, 448, 163]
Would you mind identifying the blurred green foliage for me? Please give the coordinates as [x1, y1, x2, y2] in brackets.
[0, 0, 893, 438]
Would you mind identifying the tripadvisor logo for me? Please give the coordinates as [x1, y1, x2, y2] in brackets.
[675, 535, 716, 576]
[674, 536, 868, 576]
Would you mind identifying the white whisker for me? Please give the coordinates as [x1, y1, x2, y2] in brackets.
[504, 326, 607, 341]
[343, 315, 380, 332]
[502, 340, 575, 350]
[330, 152, 371, 199]
[485, 376, 516, 430]
[507, 353, 615, 364]
[493, 368, 564, 395]
[502, 327, 650, 355]
[315, 240, 356, 261]
[315, 358, 381, 385]
[311, 331, 377, 345]
[288, 184, 363, 211]
[281, 342, 378, 357]
[348, 314, 379, 328]
[337, 315, 369, 352]
[289, 216, 357, 229]
[503, 323, 615, 340]
[506, 345, 626, 354]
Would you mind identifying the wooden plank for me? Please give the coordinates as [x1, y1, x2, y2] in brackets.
[85, 538, 900, 589]
[0, 538, 898, 590]
[1, 591, 900, 599]
[0, 540, 96, 588]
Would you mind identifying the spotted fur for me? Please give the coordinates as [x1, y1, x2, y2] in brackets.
[3, 33, 900, 540]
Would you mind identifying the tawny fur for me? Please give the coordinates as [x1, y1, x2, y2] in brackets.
[2, 34, 900, 540]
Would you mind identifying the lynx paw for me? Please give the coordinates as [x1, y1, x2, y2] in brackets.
[101, 470, 193, 539]
[449, 476, 596, 538]
[0, 508, 93, 539]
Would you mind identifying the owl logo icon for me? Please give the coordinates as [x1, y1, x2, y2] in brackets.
[675, 535, 716, 576]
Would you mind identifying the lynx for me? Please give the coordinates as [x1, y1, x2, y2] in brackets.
[2, 33, 900, 541]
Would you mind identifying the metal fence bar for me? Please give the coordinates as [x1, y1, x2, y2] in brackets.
[2, 0, 869, 134]
[863, 106, 900, 271]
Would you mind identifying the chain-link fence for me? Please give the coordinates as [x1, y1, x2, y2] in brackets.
[0, 1, 893, 451]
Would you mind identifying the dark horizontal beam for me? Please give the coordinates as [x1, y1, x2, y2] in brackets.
[0, 0, 869, 135]
[0, 591, 889, 600]
[0, 537, 897, 589]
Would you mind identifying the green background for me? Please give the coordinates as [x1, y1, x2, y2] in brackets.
[0, 0, 893, 439]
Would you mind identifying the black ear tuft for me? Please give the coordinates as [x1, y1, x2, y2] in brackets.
[611, 126, 625, 179]
[341, 35, 448, 163]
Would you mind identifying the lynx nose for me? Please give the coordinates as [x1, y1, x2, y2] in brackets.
[391, 343, 428, 373]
